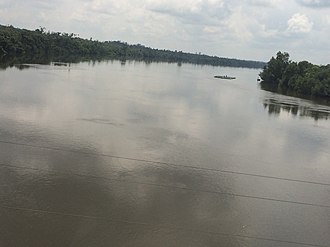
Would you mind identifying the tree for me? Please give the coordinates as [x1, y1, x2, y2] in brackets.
[0, 24, 266, 69]
[260, 51, 330, 98]
[260, 51, 290, 85]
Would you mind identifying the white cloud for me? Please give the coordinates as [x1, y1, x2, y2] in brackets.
[225, 9, 254, 41]
[203, 26, 219, 33]
[287, 13, 313, 33]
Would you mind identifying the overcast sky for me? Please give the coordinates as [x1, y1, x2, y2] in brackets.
[1, 0, 330, 64]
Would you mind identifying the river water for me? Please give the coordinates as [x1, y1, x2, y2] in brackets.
[0, 60, 329, 247]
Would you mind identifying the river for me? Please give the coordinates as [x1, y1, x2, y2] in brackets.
[0, 60, 329, 247]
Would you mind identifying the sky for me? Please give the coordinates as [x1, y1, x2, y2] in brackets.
[0, 0, 330, 64]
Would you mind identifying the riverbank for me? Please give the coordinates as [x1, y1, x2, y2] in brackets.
[259, 52, 330, 98]
[0, 24, 265, 69]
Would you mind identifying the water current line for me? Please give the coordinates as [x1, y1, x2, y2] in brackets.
[0, 205, 328, 247]
[0, 139, 329, 187]
[0, 163, 329, 209]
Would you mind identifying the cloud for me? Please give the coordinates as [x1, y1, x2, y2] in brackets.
[72, 0, 140, 19]
[225, 8, 254, 41]
[147, 0, 229, 25]
[203, 26, 219, 33]
[248, 0, 281, 7]
[296, 0, 330, 8]
[1, 0, 330, 63]
[0, 0, 63, 10]
[287, 13, 313, 33]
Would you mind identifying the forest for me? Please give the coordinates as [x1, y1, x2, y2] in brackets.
[259, 52, 330, 98]
[0, 24, 265, 68]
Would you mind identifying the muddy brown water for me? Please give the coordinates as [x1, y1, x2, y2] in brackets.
[0, 61, 329, 247]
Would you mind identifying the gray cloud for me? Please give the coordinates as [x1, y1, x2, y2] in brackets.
[147, 0, 232, 26]
[1, 0, 62, 10]
[0, 0, 330, 64]
[296, 0, 330, 8]
[247, 0, 280, 7]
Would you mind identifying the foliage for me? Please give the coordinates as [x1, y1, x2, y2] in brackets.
[0, 24, 265, 68]
[260, 52, 330, 98]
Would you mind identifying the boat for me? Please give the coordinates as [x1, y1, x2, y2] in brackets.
[214, 75, 236, 80]
[53, 62, 68, 67]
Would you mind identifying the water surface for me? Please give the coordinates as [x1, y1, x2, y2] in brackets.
[0, 60, 329, 247]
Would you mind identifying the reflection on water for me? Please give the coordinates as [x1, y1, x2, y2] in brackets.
[259, 81, 330, 107]
[262, 95, 330, 121]
[0, 55, 186, 72]
[0, 128, 244, 246]
[0, 54, 107, 71]
[0, 60, 329, 246]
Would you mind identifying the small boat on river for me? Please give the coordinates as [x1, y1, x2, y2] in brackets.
[214, 75, 236, 80]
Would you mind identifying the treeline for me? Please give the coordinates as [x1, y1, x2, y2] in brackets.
[0, 24, 265, 68]
[260, 52, 330, 98]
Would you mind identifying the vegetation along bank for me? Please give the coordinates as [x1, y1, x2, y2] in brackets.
[260, 51, 330, 98]
[0, 24, 265, 68]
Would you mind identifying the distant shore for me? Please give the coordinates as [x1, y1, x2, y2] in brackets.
[0, 24, 265, 69]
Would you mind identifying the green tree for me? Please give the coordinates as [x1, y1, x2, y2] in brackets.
[260, 52, 330, 98]
[260, 51, 290, 85]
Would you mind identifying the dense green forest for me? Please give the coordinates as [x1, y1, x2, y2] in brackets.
[259, 52, 330, 98]
[0, 24, 265, 68]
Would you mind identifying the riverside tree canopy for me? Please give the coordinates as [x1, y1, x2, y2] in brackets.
[0, 24, 265, 69]
[259, 51, 330, 98]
